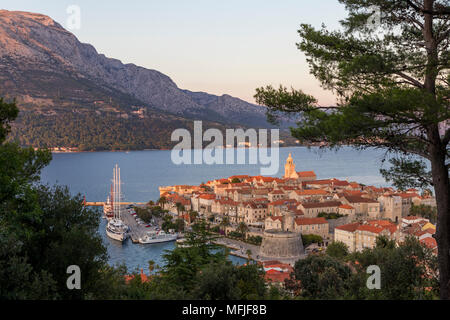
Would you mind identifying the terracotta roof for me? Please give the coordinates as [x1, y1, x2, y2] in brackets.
[199, 194, 216, 200]
[339, 204, 354, 210]
[396, 192, 421, 199]
[268, 216, 283, 222]
[124, 269, 150, 284]
[291, 209, 305, 216]
[264, 263, 292, 271]
[420, 237, 437, 249]
[358, 221, 397, 234]
[270, 190, 285, 194]
[367, 220, 392, 227]
[293, 189, 328, 196]
[305, 179, 334, 185]
[297, 171, 316, 177]
[264, 270, 291, 283]
[177, 198, 191, 206]
[253, 176, 277, 182]
[300, 201, 342, 209]
[356, 224, 385, 234]
[332, 180, 350, 187]
[343, 195, 378, 203]
[335, 222, 361, 232]
[269, 199, 298, 206]
[215, 179, 229, 183]
[294, 217, 328, 225]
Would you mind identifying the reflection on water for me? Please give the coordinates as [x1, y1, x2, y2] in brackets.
[41, 147, 392, 273]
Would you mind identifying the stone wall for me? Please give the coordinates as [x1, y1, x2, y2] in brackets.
[327, 214, 369, 235]
[260, 229, 304, 259]
[327, 216, 353, 234]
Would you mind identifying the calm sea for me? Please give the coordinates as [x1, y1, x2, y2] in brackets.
[40, 146, 391, 273]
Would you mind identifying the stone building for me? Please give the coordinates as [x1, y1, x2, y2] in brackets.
[265, 216, 283, 230]
[377, 194, 402, 223]
[334, 222, 361, 252]
[294, 217, 329, 240]
[340, 195, 380, 218]
[334, 220, 398, 252]
[297, 201, 342, 218]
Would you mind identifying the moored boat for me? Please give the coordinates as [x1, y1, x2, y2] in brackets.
[105, 164, 129, 242]
[139, 230, 177, 244]
[106, 218, 129, 241]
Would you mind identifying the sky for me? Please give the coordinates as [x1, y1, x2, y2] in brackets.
[1, 0, 348, 105]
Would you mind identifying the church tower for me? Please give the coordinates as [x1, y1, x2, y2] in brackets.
[284, 153, 299, 179]
[282, 211, 296, 232]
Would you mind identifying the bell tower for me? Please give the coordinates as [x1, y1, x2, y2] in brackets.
[284, 153, 298, 179]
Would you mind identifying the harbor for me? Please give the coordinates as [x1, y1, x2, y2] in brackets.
[87, 164, 180, 246]
[121, 208, 150, 243]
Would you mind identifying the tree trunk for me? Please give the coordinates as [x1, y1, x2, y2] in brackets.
[422, 0, 449, 299]
[431, 147, 450, 299]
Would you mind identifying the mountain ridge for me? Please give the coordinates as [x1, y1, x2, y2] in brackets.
[0, 9, 279, 129]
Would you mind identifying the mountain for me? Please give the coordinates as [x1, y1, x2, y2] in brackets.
[0, 10, 279, 132]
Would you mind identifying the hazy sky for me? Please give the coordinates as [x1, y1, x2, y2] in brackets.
[2, 0, 348, 105]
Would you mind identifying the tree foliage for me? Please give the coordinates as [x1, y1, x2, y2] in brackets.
[255, 0, 450, 299]
[0, 98, 130, 299]
[326, 241, 350, 260]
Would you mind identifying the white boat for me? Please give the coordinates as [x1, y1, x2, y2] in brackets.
[139, 230, 178, 244]
[106, 218, 129, 242]
[106, 164, 129, 242]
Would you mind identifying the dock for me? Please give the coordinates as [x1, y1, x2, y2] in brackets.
[120, 209, 151, 243]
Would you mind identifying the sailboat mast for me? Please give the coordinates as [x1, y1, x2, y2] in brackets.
[118, 167, 121, 220]
[113, 165, 116, 219]
[115, 165, 118, 219]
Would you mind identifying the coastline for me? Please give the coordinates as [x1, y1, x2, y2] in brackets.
[48, 145, 317, 154]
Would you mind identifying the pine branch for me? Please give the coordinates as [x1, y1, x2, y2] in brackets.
[406, 0, 450, 16]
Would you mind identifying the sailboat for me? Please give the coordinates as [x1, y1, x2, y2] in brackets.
[106, 164, 129, 242]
